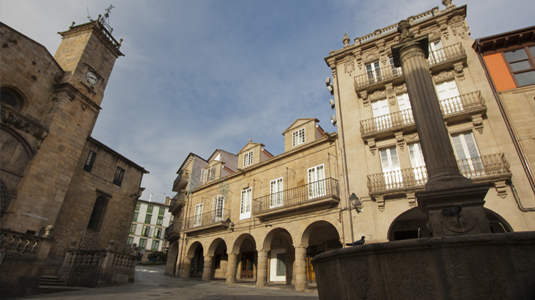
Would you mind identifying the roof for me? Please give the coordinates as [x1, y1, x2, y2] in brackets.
[87, 136, 149, 174]
[176, 152, 207, 174]
[473, 25, 535, 53]
[237, 141, 265, 155]
[207, 149, 237, 163]
[282, 118, 320, 135]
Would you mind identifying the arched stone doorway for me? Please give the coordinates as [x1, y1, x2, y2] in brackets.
[207, 238, 227, 280]
[183, 242, 203, 278]
[301, 221, 342, 286]
[260, 228, 294, 287]
[227, 234, 257, 284]
[388, 207, 513, 241]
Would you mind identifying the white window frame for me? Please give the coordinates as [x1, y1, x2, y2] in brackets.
[292, 128, 306, 147]
[379, 147, 402, 189]
[240, 188, 252, 220]
[200, 169, 207, 182]
[429, 39, 445, 64]
[243, 151, 253, 167]
[371, 98, 391, 131]
[366, 61, 382, 84]
[308, 164, 326, 199]
[408, 143, 427, 183]
[435, 79, 462, 114]
[193, 203, 203, 227]
[212, 195, 225, 222]
[270, 178, 284, 208]
[209, 165, 216, 181]
[451, 132, 484, 175]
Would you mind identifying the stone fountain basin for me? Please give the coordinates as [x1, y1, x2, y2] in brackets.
[312, 232, 535, 300]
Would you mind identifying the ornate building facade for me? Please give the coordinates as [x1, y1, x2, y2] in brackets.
[1, 15, 147, 295]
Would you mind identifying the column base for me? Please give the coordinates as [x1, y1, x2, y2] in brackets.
[416, 183, 491, 237]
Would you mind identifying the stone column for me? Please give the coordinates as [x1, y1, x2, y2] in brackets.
[256, 250, 268, 288]
[202, 255, 213, 281]
[294, 246, 308, 291]
[225, 253, 238, 285]
[392, 19, 490, 236]
[180, 258, 191, 278]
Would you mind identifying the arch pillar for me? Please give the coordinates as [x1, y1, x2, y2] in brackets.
[202, 255, 213, 281]
[294, 246, 308, 291]
[256, 250, 268, 288]
[225, 252, 238, 285]
[180, 256, 192, 278]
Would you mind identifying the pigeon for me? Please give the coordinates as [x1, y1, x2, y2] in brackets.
[346, 236, 365, 246]
[441, 205, 462, 216]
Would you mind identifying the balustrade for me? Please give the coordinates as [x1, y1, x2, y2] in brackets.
[0, 231, 42, 256]
[184, 208, 230, 230]
[428, 43, 465, 65]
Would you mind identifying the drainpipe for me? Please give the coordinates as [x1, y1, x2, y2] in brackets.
[331, 63, 355, 243]
[474, 40, 535, 211]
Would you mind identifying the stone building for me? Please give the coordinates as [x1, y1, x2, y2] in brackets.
[1, 15, 147, 295]
[165, 0, 535, 292]
[167, 118, 340, 290]
[128, 198, 172, 255]
[325, 0, 535, 244]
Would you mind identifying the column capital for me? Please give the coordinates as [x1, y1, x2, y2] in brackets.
[391, 35, 429, 68]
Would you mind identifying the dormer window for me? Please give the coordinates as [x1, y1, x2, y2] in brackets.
[244, 151, 253, 167]
[292, 128, 305, 147]
[209, 165, 216, 181]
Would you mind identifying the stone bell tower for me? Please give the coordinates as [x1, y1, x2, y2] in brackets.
[2, 9, 124, 233]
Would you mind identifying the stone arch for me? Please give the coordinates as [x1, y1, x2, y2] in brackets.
[261, 227, 295, 251]
[0, 85, 27, 110]
[299, 218, 343, 248]
[184, 241, 204, 278]
[230, 233, 256, 254]
[206, 237, 228, 280]
[206, 237, 227, 256]
[186, 241, 203, 259]
[387, 207, 513, 241]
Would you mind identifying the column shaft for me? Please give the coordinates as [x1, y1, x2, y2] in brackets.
[226, 253, 238, 285]
[202, 256, 213, 281]
[256, 250, 268, 288]
[294, 246, 308, 291]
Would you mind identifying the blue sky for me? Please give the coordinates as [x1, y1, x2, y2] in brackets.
[1, 0, 533, 203]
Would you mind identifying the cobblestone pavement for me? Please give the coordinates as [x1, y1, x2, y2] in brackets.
[12, 265, 319, 300]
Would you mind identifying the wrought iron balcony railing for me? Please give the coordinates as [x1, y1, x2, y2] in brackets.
[354, 66, 403, 90]
[360, 91, 485, 138]
[428, 43, 466, 66]
[367, 153, 510, 194]
[253, 178, 340, 214]
[164, 221, 182, 241]
[183, 208, 230, 231]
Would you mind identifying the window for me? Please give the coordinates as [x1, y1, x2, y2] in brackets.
[408, 143, 427, 183]
[145, 214, 152, 224]
[154, 227, 162, 239]
[308, 165, 325, 199]
[380, 147, 402, 189]
[194, 203, 203, 227]
[389, 56, 401, 76]
[156, 216, 163, 225]
[133, 212, 138, 222]
[127, 237, 133, 245]
[504, 46, 535, 87]
[366, 61, 382, 84]
[142, 225, 150, 237]
[200, 169, 207, 182]
[451, 132, 483, 175]
[87, 196, 107, 231]
[135, 202, 141, 211]
[428, 40, 445, 64]
[371, 99, 391, 130]
[147, 204, 154, 213]
[83, 150, 97, 172]
[209, 166, 216, 181]
[270, 178, 283, 208]
[158, 206, 165, 215]
[243, 151, 253, 167]
[152, 240, 160, 251]
[397, 93, 414, 124]
[240, 188, 252, 219]
[292, 128, 306, 147]
[113, 167, 125, 186]
[130, 224, 136, 234]
[435, 79, 462, 114]
[213, 195, 225, 221]
[139, 238, 147, 249]
[0, 88, 24, 110]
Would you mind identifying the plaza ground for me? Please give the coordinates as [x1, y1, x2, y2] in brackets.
[9, 265, 319, 300]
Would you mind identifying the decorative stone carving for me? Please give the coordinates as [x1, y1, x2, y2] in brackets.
[442, 0, 456, 10]
[342, 33, 350, 47]
[375, 39, 385, 53]
[375, 196, 385, 212]
[406, 192, 417, 207]
[394, 83, 407, 94]
[398, 19, 415, 42]
[344, 54, 355, 76]
[493, 180, 508, 199]
[329, 63, 337, 79]
[395, 132, 405, 150]
[433, 70, 455, 83]
[369, 90, 386, 101]
[360, 90, 369, 107]
[385, 83, 396, 106]
[43, 225, 55, 238]
[354, 49, 362, 70]
[437, 19, 449, 40]
[364, 50, 379, 63]
[1, 106, 48, 141]
[405, 132, 419, 143]
[449, 13, 469, 39]
[471, 114, 484, 134]
[367, 138, 376, 156]
[453, 62, 465, 81]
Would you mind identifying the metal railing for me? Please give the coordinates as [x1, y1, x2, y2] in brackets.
[428, 43, 465, 65]
[164, 222, 182, 239]
[253, 178, 340, 214]
[169, 197, 186, 213]
[360, 91, 485, 137]
[354, 65, 403, 90]
[367, 153, 510, 193]
[184, 208, 230, 230]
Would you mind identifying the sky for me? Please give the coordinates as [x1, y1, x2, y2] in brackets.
[1, 0, 533, 203]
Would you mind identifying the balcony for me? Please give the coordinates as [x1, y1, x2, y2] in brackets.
[172, 170, 189, 193]
[182, 208, 231, 235]
[253, 178, 340, 221]
[353, 43, 466, 93]
[367, 153, 511, 195]
[164, 222, 182, 242]
[169, 196, 186, 215]
[360, 91, 486, 139]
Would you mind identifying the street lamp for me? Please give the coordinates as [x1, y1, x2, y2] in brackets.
[350, 193, 363, 213]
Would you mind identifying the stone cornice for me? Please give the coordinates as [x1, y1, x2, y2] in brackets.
[58, 21, 124, 58]
[0, 104, 48, 141]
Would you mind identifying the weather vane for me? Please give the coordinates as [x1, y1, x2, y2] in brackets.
[87, 4, 115, 33]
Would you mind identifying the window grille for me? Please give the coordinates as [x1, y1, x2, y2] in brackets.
[292, 128, 306, 147]
[83, 150, 97, 172]
[244, 151, 254, 167]
[113, 166, 125, 186]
